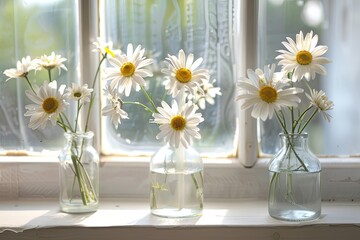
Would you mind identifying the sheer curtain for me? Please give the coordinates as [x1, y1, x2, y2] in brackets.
[258, 0, 360, 156]
[324, 0, 360, 155]
[101, 0, 237, 157]
[0, 0, 79, 153]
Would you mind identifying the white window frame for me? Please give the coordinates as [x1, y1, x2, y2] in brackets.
[1, 0, 360, 202]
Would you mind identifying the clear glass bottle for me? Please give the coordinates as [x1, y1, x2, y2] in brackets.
[268, 133, 321, 221]
[150, 145, 204, 218]
[59, 131, 99, 213]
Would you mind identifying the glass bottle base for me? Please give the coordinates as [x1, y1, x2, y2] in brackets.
[269, 209, 321, 222]
[60, 200, 98, 213]
[151, 208, 202, 218]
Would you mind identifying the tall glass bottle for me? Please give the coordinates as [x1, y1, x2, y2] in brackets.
[59, 131, 99, 213]
[268, 133, 321, 221]
[150, 145, 204, 218]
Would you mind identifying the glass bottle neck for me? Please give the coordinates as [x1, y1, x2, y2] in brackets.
[280, 133, 308, 149]
[64, 132, 94, 148]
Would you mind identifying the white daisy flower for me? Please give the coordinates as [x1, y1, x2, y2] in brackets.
[38, 52, 68, 75]
[236, 64, 304, 121]
[92, 37, 119, 58]
[102, 83, 120, 103]
[65, 83, 93, 103]
[24, 80, 67, 130]
[162, 49, 210, 97]
[102, 85, 128, 129]
[188, 80, 222, 110]
[152, 100, 204, 148]
[276, 31, 330, 82]
[3, 56, 39, 81]
[306, 89, 334, 122]
[102, 101, 128, 130]
[103, 44, 153, 97]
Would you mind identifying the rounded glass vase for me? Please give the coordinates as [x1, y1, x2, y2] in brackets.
[150, 145, 204, 218]
[59, 131, 99, 213]
[268, 133, 321, 222]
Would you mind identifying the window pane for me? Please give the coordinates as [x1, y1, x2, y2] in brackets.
[0, 0, 79, 152]
[101, 0, 236, 157]
[258, 0, 359, 156]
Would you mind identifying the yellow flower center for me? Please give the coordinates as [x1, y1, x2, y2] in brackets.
[296, 50, 313, 65]
[170, 115, 187, 131]
[175, 68, 192, 83]
[105, 47, 115, 58]
[74, 92, 82, 98]
[121, 62, 136, 77]
[259, 86, 277, 103]
[42, 97, 59, 114]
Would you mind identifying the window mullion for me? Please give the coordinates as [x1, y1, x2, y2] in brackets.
[78, 0, 101, 151]
[235, 0, 258, 167]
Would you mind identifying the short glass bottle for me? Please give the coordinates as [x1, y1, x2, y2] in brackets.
[59, 131, 99, 213]
[150, 145, 204, 218]
[268, 133, 321, 221]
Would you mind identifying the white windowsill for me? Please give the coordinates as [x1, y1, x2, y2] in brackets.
[1, 199, 360, 239]
[2, 156, 360, 238]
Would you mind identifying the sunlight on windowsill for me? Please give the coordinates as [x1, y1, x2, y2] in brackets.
[1, 199, 360, 234]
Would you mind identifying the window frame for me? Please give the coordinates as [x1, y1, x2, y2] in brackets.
[97, 0, 243, 157]
[1, 0, 360, 202]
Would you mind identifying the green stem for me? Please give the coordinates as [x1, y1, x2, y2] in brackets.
[269, 171, 280, 203]
[76, 158, 98, 201]
[84, 55, 107, 132]
[123, 101, 154, 114]
[294, 106, 313, 132]
[275, 111, 309, 172]
[275, 111, 288, 134]
[69, 139, 97, 206]
[57, 114, 75, 132]
[304, 80, 313, 92]
[140, 85, 158, 113]
[291, 107, 295, 133]
[191, 172, 204, 208]
[161, 88, 168, 101]
[279, 110, 287, 132]
[285, 173, 295, 203]
[289, 140, 308, 172]
[299, 108, 318, 134]
[48, 69, 52, 82]
[70, 152, 88, 205]
[84, 97, 94, 133]
[24, 76, 36, 94]
[57, 120, 67, 132]
[289, 71, 295, 133]
[61, 113, 74, 133]
[74, 101, 81, 132]
[150, 176, 157, 209]
[70, 173, 77, 202]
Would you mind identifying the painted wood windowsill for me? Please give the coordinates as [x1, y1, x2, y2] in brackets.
[1, 199, 360, 239]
